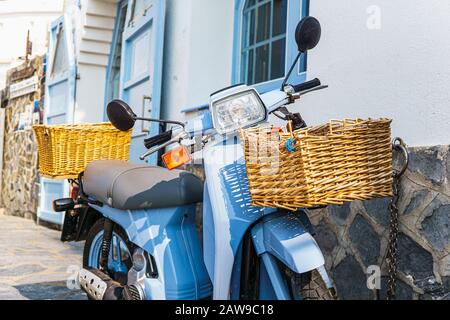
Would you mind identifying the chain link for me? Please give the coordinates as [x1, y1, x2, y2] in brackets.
[387, 172, 400, 300]
[386, 137, 408, 300]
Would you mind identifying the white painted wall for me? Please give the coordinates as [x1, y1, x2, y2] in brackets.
[162, 0, 450, 147]
[3, 0, 446, 147]
[161, 0, 234, 122]
[69, 0, 118, 124]
[298, 0, 450, 147]
[74, 64, 108, 123]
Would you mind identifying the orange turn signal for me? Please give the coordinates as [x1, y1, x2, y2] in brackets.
[162, 145, 191, 170]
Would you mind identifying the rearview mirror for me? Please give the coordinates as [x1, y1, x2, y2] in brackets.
[106, 99, 136, 131]
[295, 16, 321, 52]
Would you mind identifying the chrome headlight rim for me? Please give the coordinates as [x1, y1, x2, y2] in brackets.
[210, 86, 267, 135]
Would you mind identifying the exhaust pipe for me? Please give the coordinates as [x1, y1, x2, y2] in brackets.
[79, 268, 124, 300]
[78, 268, 143, 300]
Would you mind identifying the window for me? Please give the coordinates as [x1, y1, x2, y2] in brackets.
[234, 0, 309, 91]
[241, 0, 287, 85]
[129, 0, 152, 25]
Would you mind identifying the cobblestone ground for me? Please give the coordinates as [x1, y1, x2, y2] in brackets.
[0, 214, 87, 300]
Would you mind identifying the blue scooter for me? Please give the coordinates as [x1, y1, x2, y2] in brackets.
[56, 16, 336, 300]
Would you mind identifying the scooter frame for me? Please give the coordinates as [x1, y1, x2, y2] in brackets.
[81, 132, 325, 300]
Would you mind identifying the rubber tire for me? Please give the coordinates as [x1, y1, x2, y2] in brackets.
[82, 218, 135, 279]
[285, 269, 337, 300]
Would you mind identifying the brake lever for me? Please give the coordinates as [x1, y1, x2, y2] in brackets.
[139, 131, 189, 160]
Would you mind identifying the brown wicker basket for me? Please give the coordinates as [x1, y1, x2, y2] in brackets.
[240, 118, 393, 210]
[33, 123, 132, 179]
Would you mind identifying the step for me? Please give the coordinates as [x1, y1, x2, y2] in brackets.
[94, 0, 121, 5]
[85, 13, 115, 30]
[81, 27, 113, 43]
[78, 52, 109, 67]
[79, 39, 111, 55]
[85, 0, 117, 18]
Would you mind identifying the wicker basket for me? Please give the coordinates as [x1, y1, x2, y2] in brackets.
[33, 123, 132, 179]
[240, 118, 393, 210]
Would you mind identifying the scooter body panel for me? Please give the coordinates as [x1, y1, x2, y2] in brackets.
[202, 181, 215, 281]
[202, 135, 325, 299]
[227, 239, 279, 300]
[87, 126, 325, 300]
[203, 135, 279, 299]
[251, 212, 325, 274]
[92, 204, 212, 300]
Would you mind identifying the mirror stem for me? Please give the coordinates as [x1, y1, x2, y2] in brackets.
[135, 117, 185, 128]
[281, 51, 302, 90]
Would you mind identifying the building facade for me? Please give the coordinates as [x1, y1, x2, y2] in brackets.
[0, 0, 66, 206]
[0, 0, 65, 89]
[36, 0, 450, 299]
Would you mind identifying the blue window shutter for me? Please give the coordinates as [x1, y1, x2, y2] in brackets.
[104, 0, 128, 120]
[117, 0, 166, 164]
[38, 15, 76, 225]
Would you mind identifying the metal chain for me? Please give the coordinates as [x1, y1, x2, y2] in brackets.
[386, 137, 408, 300]
[387, 173, 400, 300]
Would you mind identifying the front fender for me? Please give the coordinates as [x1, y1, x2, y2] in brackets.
[251, 212, 325, 274]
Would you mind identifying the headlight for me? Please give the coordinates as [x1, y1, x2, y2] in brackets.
[210, 86, 267, 135]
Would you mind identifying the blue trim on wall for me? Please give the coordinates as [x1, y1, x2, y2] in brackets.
[118, 0, 166, 164]
[39, 14, 76, 225]
[103, 0, 127, 121]
[232, 0, 310, 94]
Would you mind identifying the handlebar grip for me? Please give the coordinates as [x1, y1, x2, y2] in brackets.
[144, 130, 172, 149]
[292, 78, 321, 93]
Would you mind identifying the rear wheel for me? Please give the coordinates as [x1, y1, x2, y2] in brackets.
[285, 268, 337, 300]
[83, 218, 135, 285]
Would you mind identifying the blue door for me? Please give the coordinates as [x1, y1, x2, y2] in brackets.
[38, 15, 76, 224]
[119, 0, 166, 164]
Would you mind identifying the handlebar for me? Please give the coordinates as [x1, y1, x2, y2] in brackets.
[144, 130, 172, 149]
[137, 78, 326, 160]
[291, 78, 321, 93]
[139, 130, 189, 160]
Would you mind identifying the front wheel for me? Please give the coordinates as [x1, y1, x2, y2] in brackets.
[285, 268, 337, 300]
[83, 218, 135, 285]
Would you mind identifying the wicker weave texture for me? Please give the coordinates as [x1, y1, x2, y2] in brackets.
[240, 118, 393, 210]
[33, 123, 132, 179]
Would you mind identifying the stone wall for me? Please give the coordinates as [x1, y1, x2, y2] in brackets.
[0, 57, 44, 220]
[184, 145, 450, 299]
[309, 145, 450, 300]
